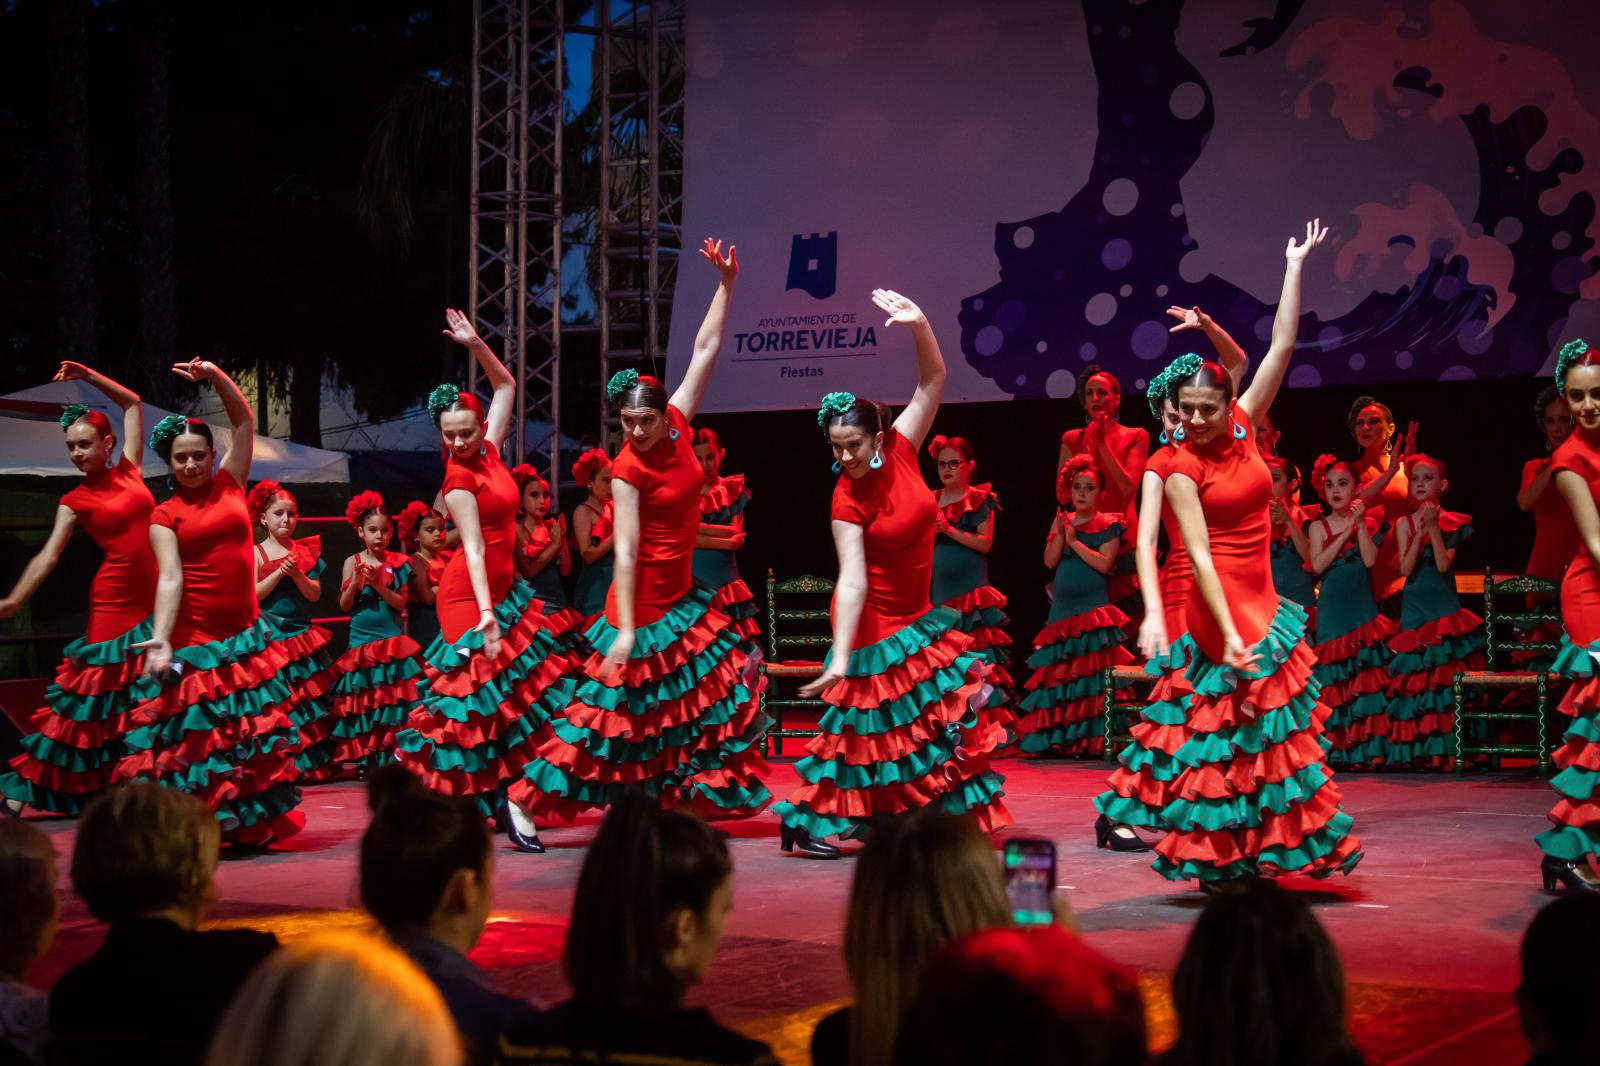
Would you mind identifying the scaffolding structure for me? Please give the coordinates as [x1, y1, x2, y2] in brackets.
[468, 0, 684, 467]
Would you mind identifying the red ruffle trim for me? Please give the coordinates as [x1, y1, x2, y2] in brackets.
[402, 730, 548, 799]
[1313, 614, 1399, 663]
[1155, 788, 1361, 871]
[543, 606, 587, 640]
[566, 609, 735, 690]
[1171, 731, 1333, 799]
[126, 644, 293, 730]
[1387, 661, 1479, 697]
[408, 656, 581, 748]
[783, 757, 1011, 826]
[55, 654, 146, 697]
[804, 684, 993, 764]
[942, 585, 1009, 613]
[1184, 644, 1319, 731]
[1023, 645, 1134, 691]
[332, 634, 422, 673]
[114, 707, 298, 783]
[425, 606, 577, 696]
[533, 706, 767, 786]
[819, 632, 975, 712]
[564, 655, 754, 743]
[9, 759, 117, 793]
[1387, 609, 1484, 654]
[1105, 761, 1176, 808]
[1558, 676, 1600, 720]
[1032, 604, 1131, 646]
[699, 474, 748, 517]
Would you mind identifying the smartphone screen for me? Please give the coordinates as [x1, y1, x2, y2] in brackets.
[1003, 837, 1056, 927]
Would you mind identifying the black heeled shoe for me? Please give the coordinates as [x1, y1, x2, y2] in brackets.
[780, 824, 840, 859]
[1094, 814, 1150, 853]
[1541, 855, 1600, 893]
[500, 802, 546, 854]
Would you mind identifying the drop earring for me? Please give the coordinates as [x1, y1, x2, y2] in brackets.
[869, 451, 884, 470]
[831, 460, 843, 474]
[1158, 430, 1169, 445]
[1232, 420, 1247, 440]
[669, 428, 680, 441]
[1173, 425, 1186, 441]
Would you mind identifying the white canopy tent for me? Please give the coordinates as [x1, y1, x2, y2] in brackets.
[0, 381, 350, 483]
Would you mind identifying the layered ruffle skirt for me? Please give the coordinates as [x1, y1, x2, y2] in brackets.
[940, 585, 1016, 717]
[1094, 632, 1198, 831]
[1380, 608, 1484, 767]
[1535, 637, 1600, 864]
[1312, 614, 1398, 768]
[304, 633, 423, 780]
[256, 616, 339, 779]
[773, 607, 1011, 841]
[1016, 604, 1132, 756]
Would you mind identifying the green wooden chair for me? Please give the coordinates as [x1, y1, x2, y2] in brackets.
[761, 568, 834, 756]
[1452, 573, 1559, 774]
[1101, 665, 1151, 765]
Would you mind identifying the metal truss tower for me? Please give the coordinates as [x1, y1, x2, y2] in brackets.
[467, 0, 563, 472]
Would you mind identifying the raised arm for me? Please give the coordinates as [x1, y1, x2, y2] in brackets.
[1356, 422, 1417, 508]
[444, 488, 501, 660]
[881, 290, 946, 452]
[602, 480, 643, 670]
[442, 308, 516, 452]
[1308, 517, 1356, 574]
[56, 360, 144, 469]
[1167, 474, 1256, 670]
[669, 238, 739, 422]
[1134, 471, 1169, 658]
[171, 360, 252, 487]
[1238, 219, 1328, 420]
[799, 520, 867, 699]
[1165, 307, 1248, 391]
[135, 526, 184, 678]
[0, 506, 78, 619]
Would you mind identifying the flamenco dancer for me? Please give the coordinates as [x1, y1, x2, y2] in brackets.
[691, 427, 762, 652]
[398, 501, 453, 651]
[1520, 386, 1579, 605]
[1347, 397, 1416, 602]
[319, 492, 423, 778]
[1153, 219, 1361, 886]
[249, 481, 338, 780]
[395, 309, 579, 853]
[1267, 458, 1319, 624]
[512, 465, 586, 648]
[512, 238, 772, 823]
[1015, 455, 1132, 757]
[1381, 456, 1483, 768]
[1093, 316, 1247, 852]
[569, 449, 615, 623]
[1534, 340, 1600, 892]
[1308, 456, 1396, 767]
[771, 287, 1012, 858]
[0, 362, 154, 816]
[122, 360, 304, 845]
[1057, 367, 1147, 615]
[928, 434, 1015, 715]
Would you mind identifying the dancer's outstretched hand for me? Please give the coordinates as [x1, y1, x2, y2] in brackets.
[473, 609, 502, 662]
[134, 635, 174, 679]
[170, 359, 213, 383]
[1137, 611, 1168, 661]
[1164, 305, 1212, 333]
[1222, 632, 1260, 672]
[1285, 218, 1328, 263]
[699, 238, 738, 283]
[871, 289, 926, 330]
[799, 663, 845, 699]
[598, 627, 635, 684]
[54, 360, 92, 382]
[441, 308, 483, 348]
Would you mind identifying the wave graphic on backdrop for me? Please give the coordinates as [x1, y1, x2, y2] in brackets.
[958, 0, 1598, 396]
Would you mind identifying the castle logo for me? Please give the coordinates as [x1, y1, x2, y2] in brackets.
[786, 232, 838, 300]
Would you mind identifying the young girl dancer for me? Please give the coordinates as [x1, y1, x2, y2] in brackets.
[691, 428, 761, 651]
[1057, 367, 1148, 613]
[512, 238, 771, 824]
[319, 492, 422, 778]
[1267, 458, 1319, 624]
[569, 449, 615, 623]
[1154, 219, 1361, 886]
[1016, 455, 1133, 756]
[929, 435, 1015, 713]
[249, 481, 337, 779]
[122, 360, 304, 845]
[1538, 339, 1600, 892]
[1382, 457, 1483, 768]
[398, 501, 453, 652]
[0, 362, 153, 815]
[512, 465, 585, 648]
[771, 288, 1012, 857]
[396, 310, 579, 853]
[1308, 456, 1396, 767]
[1094, 310, 1247, 852]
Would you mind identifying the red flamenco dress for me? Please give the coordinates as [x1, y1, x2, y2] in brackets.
[396, 443, 578, 818]
[1153, 417, 1361, 884]
[1, 459, 157, 814]
[253, 538, 338, 780]
[308, 553, 424, 780]
[116, 471, 303, 844]
[520, 516, 587, 651]
[1310, 515, 1398, 767]
[773, 428, 1012, 841]
[1379, 511, 1483, 767]
[511, 406, 772, 819]
[1536, 426, 1600, 866]
[1061, 422, 1147, 610]
[1016, 513, 1133, 756]
[691, 474, 761, 650]
[930, 483, 1016, 715]
[1356, 458, 1411, 602]
[1095, 442, 1198, 832]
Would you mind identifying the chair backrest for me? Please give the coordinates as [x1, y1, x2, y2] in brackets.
[1481, 573, 1559, 672]
[766, 569, 835, 663]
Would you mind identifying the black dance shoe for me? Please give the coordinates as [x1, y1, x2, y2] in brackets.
[1094, 814, 1150, 853]
[780, 824, 840, 859]
[1541, 855, 1600, 893]
[500, 802, 546, 854]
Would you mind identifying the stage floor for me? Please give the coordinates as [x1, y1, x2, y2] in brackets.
[24, 759, 1554, 1065]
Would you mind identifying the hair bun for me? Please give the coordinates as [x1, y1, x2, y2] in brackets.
[427, 384, 461, 427]
[606, 369, 640, 401]
[59, 403, 91, 432]
[817, 391, 857, 427]
[344, 490, 386, 530]
[927, 434, 948, 459]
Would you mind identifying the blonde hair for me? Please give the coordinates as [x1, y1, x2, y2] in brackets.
[843, 813, 1013, 1066]
[206, 930, 462, 1066]
[0, 820, 57, 976]
[72, 782, 220, 924]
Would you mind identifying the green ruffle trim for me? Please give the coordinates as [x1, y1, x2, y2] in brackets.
[1146, 632, 1199, 676]
[796, 715, 977, 789]
[1183, 599, 1310, 697]
[1388, 633, 1485, 676]
[1174, 689, 1322, 764]
[816, 660, 985, 736]
[170, 619, 279, 672]
[1155, 812, 1362, 883]
[123, 676, 298, 753]
[1019, 670, 1121, 710]
[547, 683, 757, 764]
[1536, 823, 1600, 862]
[1024, 624, 1127, 668]
[1323, 689, 1389, 732]
[774, 770, 1007, 842]
[1016, 718, 1102, 753]
[1159, 763, 1332, 831]
[420, 578, 541, 671]
[330, 656, 423, 694]
[397, 683, 571, 775]
[61, 619, 154, 667]
[15, 733, 121, 773]
[327, 702, 411, 742]
[1383, 686, 1453, 723]
[219, 780, 303, 832]
[1549, 636, 1600, 679]
[295, 743, 337, 776]
[258, 610, 316, 641]
[1370, 733, 1451, 766]
[581, 583, 720, 661]
[950, 604, 1010, 632]
[40, 682, 158, 725]
[136, 729, 299, 794]
[824, 607, 964, 676]
[0, 773, 99, 816]
[574, 626, 747, 715]
[1312, 642, 1389, 685]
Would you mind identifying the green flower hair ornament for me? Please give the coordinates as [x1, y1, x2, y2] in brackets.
[606, 369, 640, 402]
[817, 391, 857, 426]
[427, 383, 460, 426]
[1556, 339, 1590, 394]
[148, 414, 189, 454]
[58, 403, 91, 431]
[1145, 352, 1204, 418]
